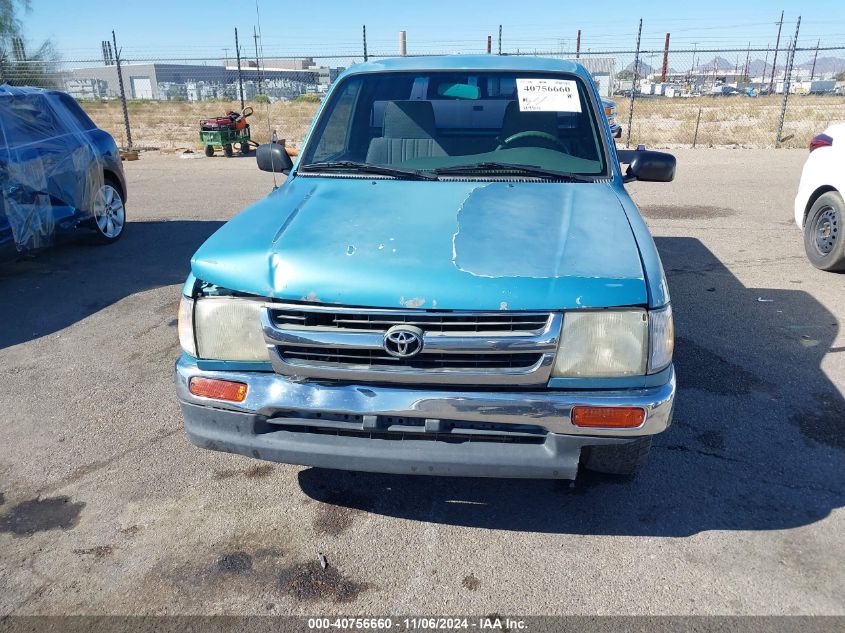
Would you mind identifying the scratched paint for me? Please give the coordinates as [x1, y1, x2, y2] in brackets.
[190, 177, 651, 310]
[451, 183, 644, 280]
[400, 297, 426, 308]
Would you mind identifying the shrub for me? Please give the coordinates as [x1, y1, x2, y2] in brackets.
[293, 93, 321, 103]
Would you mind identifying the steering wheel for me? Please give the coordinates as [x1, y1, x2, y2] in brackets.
[498, 130, 568, 151]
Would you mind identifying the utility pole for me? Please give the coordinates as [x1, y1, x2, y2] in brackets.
[810, 38, 819, 80]
[782, 37, 792, 84]
[235, 28, 244, 109]
[498, 25, 502, 55]
[576, 30, 581, 58]
[625, 18, 642, 149]
[763, 46, 769, 81]
[776, 16, 801, 145]
[363, 25, 368, 62]
[744, 42, 751, 82]
[253, 26, 262, 94]
[487, 35, 492, 54]
[769, 10, 784, 94]
[112, 30, 132, 148]
[557, 38, 566, 55]
[660, 33, 670, 82]
[399, 30, 407, 56]
[713, 54, 718, 90]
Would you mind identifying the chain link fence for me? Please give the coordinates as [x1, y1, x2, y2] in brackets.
[2, 38, 843, 150]
[602, 45, 845, 149]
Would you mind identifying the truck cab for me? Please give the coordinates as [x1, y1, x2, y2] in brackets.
[175, 56, 676, 479]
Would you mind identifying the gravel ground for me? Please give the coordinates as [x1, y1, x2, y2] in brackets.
[0, 149, 843, 616]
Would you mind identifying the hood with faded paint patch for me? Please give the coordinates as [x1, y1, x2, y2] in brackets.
[190, 176, 647, 310]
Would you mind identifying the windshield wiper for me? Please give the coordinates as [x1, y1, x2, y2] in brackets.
[298, 160, 437, 180]
[434, 162, 594, 182]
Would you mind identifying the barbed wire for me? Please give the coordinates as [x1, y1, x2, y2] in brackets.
[2, 39, 843, 152]
[4, 44, 844, 66]
[6, 45, 842, 66]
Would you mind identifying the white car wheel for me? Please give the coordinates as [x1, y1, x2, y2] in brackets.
[803, 191, 845, 272]
[92, 181, 126, 243]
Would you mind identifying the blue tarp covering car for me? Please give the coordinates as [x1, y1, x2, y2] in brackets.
[0, 85, 127, 260]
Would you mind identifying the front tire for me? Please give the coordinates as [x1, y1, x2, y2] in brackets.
[581, 437, 652, 475]
[803, 191, 845, 272]
[204, 145, 215, 157]
[90, 177, 126, 245]
[223, 143, 234, 157]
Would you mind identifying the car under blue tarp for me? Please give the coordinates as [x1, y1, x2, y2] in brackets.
[0, 84, 116, 255]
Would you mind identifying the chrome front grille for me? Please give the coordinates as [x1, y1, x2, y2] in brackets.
[272, 308, 550, 333]
[261, 303, 561, 386]
[277, 346, 544, 370]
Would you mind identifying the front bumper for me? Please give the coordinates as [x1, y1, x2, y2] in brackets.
[175, 356, 675, 479]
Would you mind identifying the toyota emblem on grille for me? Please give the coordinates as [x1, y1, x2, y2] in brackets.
[383, 325, 424, 358]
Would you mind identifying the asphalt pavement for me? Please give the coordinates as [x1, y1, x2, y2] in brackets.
[0, 148, 843, 616]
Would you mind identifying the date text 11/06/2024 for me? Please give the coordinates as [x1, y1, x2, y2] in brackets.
[307, 617, 528, 630]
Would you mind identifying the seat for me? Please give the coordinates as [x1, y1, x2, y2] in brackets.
[366, 101, 447, 165]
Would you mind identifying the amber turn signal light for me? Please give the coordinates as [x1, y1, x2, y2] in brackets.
[571, 406, 645, 428]
[189, 377, 248, 402]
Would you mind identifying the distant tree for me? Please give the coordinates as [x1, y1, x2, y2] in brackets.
[0, 1, 60, 87]
[0, 0, 25, 38]
[0, 0, 27, 81]
[616, 69, 634, 80]
[836, 71, 845, 82]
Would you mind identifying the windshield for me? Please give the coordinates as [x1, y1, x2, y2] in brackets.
[300, 70, 608, 179]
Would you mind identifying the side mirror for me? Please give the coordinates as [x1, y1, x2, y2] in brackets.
[256, 143, 293, 174]
[618, 148, 676, 183]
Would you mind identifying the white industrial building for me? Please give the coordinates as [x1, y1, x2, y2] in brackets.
[63, 59, 343, 101]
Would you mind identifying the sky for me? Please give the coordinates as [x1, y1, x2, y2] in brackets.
[15, 0, 845, 62]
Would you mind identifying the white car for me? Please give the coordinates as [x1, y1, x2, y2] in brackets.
[795, 123, 845, 271]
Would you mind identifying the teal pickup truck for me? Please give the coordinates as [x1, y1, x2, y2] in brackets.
[175, 55, 676, 479]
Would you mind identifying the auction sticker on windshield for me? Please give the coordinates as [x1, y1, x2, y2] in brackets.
[516, 78, 582, 113]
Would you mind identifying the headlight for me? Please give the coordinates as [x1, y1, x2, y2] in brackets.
[177, 295, 196, 357]
[552, 306, 674, 378]
[648, 304, 674, 373]
[552, 309, 648, 377]
[193, 296, 269, 361]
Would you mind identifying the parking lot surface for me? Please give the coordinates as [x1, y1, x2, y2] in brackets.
[0, 149, 843, 615]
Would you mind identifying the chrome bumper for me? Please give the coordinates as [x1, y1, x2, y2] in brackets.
[175, 356, 675, 437]
[176, 357, 674, 479]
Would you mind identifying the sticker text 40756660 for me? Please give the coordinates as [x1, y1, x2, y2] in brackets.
[516, 78, 582, 113]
